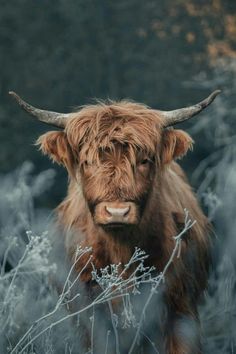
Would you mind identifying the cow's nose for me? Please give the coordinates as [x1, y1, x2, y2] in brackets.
[105, 206, 130, 218]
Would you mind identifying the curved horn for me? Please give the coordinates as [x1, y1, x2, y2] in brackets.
[159, 90, 221, 128]
[9, 91, 70, 128]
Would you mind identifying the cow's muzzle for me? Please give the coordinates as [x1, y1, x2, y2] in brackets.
[94, 201, 139, 227]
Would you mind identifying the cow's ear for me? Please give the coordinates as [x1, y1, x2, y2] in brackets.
[161, 129, 193, 164]
[37, 131, 75, 172]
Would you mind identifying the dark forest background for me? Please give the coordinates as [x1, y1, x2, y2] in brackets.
[1, 0, 236, 208]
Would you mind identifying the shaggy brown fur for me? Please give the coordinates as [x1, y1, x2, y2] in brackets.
[37, 100, 210, 354]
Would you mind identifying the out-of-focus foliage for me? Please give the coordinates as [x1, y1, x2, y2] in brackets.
[195, 58, 236, 352]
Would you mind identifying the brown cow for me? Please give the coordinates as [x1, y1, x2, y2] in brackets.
[10, 90, 220, 354]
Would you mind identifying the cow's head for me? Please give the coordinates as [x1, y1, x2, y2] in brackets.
[10, 90, 220, 229]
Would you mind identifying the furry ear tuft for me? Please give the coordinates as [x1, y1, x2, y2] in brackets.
[36, 131, 75, 173]
[161, 129, 193, 164]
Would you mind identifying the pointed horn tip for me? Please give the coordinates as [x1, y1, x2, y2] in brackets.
[211, 89, 221, 98]
[9, 91, 17, 97]
[9, 91, 22, 102]
[201, 89, 222, 108]
[9, 91, 31, 110]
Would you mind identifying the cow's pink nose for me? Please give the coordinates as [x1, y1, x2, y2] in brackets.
[105, 206, 130, 218]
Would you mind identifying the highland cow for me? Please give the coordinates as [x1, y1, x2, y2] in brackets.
[10, 90, 220, 354]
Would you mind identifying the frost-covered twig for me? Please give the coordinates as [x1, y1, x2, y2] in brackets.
[107, 300, 120, 354]
[10, 246, 92, 354]
[11, 248, 152, 354]
[14, 210, 195, 354]
[128, 209, 196, 354]
[104, 330, 111, 354]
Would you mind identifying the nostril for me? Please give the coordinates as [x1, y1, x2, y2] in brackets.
[105, 206, 112, 217]
[123, 206, 130, 217]
[105, 206, 130, 217]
